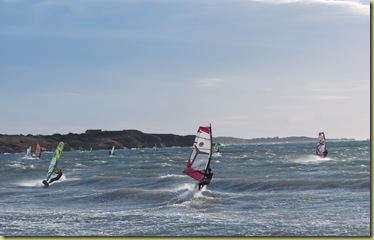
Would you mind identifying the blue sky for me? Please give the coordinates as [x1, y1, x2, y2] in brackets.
[0, 0, 370, 139]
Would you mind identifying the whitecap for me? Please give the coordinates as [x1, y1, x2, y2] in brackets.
[293, 155, 331, 164]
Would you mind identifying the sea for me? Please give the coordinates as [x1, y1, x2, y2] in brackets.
[0, 140, 370, 237]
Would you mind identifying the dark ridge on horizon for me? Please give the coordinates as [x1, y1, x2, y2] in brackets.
[0, 129, 195, 154]
[0, 129, 356, 154]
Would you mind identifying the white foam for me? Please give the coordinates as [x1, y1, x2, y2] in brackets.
[14, 174, 78, 187]
[16, 179, 44, 187]
[293, 155, 331, 164]
[159, 174, 183, 179]
[20, 155, 40, 160]
[165, 183, 205, 205]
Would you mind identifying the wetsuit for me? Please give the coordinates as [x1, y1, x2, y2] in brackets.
[198, 170, 213, 190]
[49, 168, 62, 184]
[323, 149, 328, 157]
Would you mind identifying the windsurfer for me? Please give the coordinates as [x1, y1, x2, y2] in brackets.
[198, 167, 213, 190]
[43, 168, 63, 187]
[49, 168, 62, 184]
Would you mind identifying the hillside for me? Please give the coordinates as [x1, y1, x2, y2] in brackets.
[0, 129, 355, 154]
[0, 129, 195, 154]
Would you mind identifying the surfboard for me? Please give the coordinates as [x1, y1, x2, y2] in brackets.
[42, 180, 49, 187]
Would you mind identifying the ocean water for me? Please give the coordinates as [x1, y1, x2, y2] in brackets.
[0, 140, 370, 236]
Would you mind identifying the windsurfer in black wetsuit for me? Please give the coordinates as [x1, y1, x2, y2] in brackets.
[198, 167, 213, 190]
[49, 168, 62, 184]
[42, 168, 62, 187]
[323, 149, 328, 157]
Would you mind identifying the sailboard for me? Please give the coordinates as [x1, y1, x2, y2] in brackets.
[34, 143, 41, 158]
[183, 124, 213, 182]
[316, 132, 328, 158]
[43, 142, 64, 185]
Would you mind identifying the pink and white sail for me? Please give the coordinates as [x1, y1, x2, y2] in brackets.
[316, 132, 327, 158]
[184, 125, 212, 181]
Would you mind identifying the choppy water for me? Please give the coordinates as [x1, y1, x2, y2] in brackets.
[0, 140, 370, 236]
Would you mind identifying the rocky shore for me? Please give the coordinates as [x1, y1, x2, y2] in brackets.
[0, 129, 195, 154]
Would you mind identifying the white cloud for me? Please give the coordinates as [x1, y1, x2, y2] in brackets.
[195, 78, 224, 87]
[251, 0, 369, 15]
[314, 95, 352, 100]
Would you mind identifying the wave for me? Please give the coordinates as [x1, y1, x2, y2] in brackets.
[14, 179, 45, 187]
[292, 155, 332, 164]
[210, 176, 369, 193]
[6, 162, 39, 171]
[167, 183, 202, 205]
[14, 175, 71, 188]
[19, 156, 40, 160]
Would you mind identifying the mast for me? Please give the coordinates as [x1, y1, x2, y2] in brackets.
[324, 132, 327, 149]
[205, 123, 212, 171]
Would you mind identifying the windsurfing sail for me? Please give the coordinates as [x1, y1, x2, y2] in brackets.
[26, 146, 32, 158]
[316, 132, 327, 158]
[46, 142, 64, 182]
[213, 141, 221, 153]
[35, 143, 41, 158]
[183, 124, 212, 181]
[110, 146, 115, 156]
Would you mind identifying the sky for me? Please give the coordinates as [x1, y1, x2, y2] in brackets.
[0, 0, 370, 140]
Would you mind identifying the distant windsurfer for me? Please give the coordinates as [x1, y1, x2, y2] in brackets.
[198, 167, 213, 190]
[109, 146, 115, 156]
[42, 168, 63, 187]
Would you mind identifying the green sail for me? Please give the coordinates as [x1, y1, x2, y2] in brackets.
[46, 142, 64, 181]
[213, 141, 221, 153]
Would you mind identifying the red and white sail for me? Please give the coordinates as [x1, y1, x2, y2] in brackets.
[184, 125, 212, 181]
[316, 132, 327, 157]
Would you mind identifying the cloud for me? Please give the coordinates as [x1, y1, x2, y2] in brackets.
[314, 96, 352, 100]
[62, 92, 82, 97]
[251, 0, 369, 15]
[195, 78, 223, 87]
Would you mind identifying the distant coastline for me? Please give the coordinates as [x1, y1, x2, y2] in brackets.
[214, 136, 356, 145]
[0, 129, 194, 154]
[0, 129, 355, 154]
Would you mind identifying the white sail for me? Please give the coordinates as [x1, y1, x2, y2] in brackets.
[26, 146, 32, 158]
[110, 146, 115, 156]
